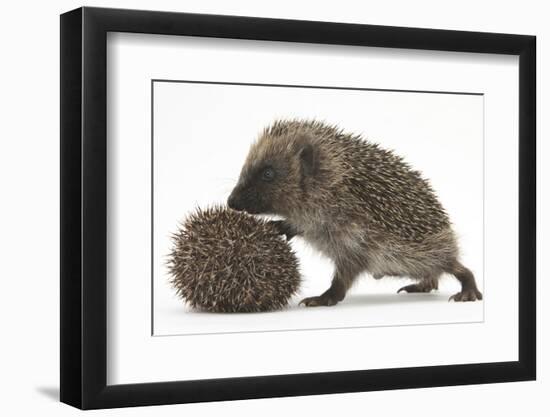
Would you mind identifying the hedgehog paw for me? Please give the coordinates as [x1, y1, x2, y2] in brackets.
[397, 284, 433, 294]
[268, 220, 299, 241]
[299, 295, 338, 307]
[448, 289, 483, 302]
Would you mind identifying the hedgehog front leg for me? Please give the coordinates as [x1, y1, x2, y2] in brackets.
[299, 263, 357, 307]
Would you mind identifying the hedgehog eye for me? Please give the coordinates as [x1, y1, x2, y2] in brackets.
[261, 167, 275, 182]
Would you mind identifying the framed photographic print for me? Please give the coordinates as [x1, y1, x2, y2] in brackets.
[60, 6, 536, 410]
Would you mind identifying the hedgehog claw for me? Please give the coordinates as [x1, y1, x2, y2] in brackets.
[299, 295, 337, 307]
[448, 289, 483, 302]
[268, 220, 300, 241]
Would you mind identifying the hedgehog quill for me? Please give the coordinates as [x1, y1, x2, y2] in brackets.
[168, 206, 301, 312]
[228, 119, 482, 306]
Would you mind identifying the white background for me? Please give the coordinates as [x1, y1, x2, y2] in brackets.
[152, 81, 485, 336]
[0, 0, 546, 416]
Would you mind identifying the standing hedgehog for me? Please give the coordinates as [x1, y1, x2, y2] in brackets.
[228, 119, 482, 306]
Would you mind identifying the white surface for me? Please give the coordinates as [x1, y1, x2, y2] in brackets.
[152, 82, 484, 336]
[0, 1, 546, 416]
[108, 32, 517, 385]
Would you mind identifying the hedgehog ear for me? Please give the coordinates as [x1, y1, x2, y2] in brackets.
[298, 143, 317, 177]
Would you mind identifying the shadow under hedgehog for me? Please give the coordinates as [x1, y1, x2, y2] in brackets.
[228, 119, 482, 306]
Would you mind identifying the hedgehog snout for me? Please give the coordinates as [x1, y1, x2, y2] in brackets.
[228, 186, 267, 215]
[227, 189, 245, 211]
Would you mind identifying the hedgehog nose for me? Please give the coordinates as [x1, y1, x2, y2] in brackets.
[227, 193, 243, 211]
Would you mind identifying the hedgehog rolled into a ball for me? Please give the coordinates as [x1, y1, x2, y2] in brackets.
[167, 206, 301, 313]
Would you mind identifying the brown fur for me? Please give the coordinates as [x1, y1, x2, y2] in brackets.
[228, 119, 482, 306]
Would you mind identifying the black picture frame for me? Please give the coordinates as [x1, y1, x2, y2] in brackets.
[60, 6, 536, 410]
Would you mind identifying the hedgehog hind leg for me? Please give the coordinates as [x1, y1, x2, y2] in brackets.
[397, 275, 439, 294]
[447, 262, 483, 302]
